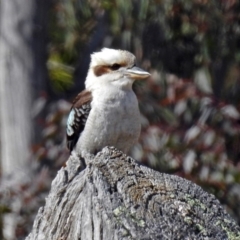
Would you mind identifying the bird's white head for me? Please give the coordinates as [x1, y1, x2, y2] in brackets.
[85, 48, 150, 91]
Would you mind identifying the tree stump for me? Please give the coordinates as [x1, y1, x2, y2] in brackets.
[26, 147, 240, 240]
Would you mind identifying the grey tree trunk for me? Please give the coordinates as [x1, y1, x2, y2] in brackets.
[0, 0, 34, 175]
[27, 147, 240, 240]
[0, 0, 50, 240]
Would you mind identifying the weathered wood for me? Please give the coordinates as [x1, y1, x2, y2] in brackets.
[27, 147, 240, 240]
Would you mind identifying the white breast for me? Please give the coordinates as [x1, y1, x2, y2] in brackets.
[77, 86, 141, 155]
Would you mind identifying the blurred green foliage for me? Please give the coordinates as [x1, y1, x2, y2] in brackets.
[48, 53, 74, 91]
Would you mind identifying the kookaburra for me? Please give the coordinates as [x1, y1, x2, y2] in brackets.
[66, 48, 150, 157]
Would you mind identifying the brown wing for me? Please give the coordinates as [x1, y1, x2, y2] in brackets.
[66, 90, 92, 151]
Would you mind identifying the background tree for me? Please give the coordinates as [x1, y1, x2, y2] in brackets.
[0, 0, 49, 239]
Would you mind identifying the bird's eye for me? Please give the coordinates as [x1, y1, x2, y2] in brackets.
[110, 63, 121, 71]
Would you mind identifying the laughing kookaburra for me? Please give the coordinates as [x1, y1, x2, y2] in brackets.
[66, 48, 150, 157]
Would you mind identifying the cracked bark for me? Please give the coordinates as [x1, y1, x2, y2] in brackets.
[26, 147, 240, 240]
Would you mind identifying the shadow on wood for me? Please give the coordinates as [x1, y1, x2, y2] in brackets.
[26, 147, 240, 240]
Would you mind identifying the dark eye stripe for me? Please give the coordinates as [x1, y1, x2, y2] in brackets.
[93, 63, 126, 77]
[93, 65, 110, 76]
[110, 63, 121, 71]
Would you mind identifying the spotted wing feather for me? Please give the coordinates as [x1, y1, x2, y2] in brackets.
[66, 90, 92, 151]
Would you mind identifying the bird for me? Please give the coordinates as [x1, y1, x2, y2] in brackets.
[66, 48, 150, 157]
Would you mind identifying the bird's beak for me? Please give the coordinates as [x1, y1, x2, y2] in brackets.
[125, 66, 150, 80]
